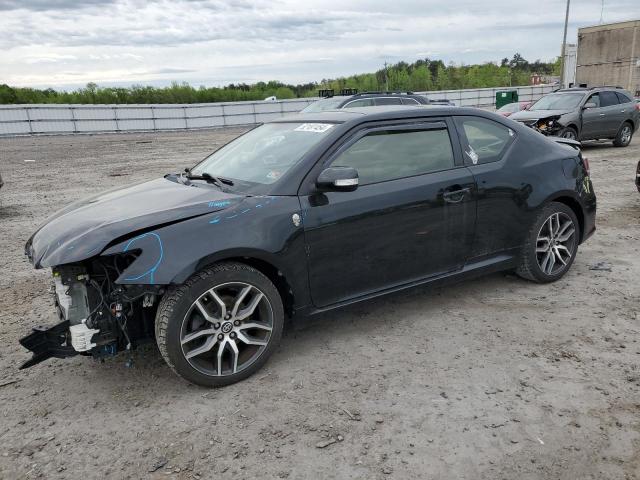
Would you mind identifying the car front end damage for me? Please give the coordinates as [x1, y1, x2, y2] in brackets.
[18, 175, 247, 369]
[19, 251, 161, 369]
[528, 115, 564, 136]
[510, 109, 575, 138]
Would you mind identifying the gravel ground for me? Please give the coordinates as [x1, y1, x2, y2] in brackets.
[0, 128, 638, 480]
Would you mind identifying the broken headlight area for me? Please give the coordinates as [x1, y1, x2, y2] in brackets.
[533, 116, 562, 135]
[19, 254, 163, 369]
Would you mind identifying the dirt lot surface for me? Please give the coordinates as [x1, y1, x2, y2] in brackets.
[0, 128, 639, 480]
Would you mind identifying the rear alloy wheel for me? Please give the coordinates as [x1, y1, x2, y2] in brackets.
[613, 122, 633, 147]
[517, 202, 579, 283]
[156, 263, 284, 387]
[559, 127, 578, 141]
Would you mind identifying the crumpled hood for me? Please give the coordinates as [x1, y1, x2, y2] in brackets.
[26, 176, 243, 268]
[509, 109, 570, 122]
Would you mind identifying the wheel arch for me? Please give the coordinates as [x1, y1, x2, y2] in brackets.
[547, 195, 585, 243]
[622, 118, 635, 132]
[170, 249, 298, 317]
[564, 123, 580, 136]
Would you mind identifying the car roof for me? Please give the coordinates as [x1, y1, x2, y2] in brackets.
[274, 105, 464, 125]
[554, 86, 624, 93]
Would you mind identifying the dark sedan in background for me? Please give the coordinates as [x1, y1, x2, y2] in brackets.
[301, 91, 455, 112]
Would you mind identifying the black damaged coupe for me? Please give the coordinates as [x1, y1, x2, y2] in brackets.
[21, 106, 596, 386]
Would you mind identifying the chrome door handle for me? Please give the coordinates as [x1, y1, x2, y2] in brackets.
[599, 113, 605, 116]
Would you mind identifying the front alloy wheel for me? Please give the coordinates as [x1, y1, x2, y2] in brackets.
[517, 202, 580, 283]
[156, 263, 284, 387]
[559, 127, 578, 141]
[181, 282, 273, 377]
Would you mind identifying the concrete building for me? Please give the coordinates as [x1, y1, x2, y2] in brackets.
[562, 44, 577, 88]
[575, 20, 640, 96]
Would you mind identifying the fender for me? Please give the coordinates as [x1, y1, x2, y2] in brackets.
[101, 195, 312, 307]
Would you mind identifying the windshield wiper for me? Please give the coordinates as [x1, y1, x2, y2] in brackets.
[183, 169, 234, 189]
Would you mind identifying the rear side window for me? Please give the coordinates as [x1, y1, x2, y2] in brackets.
[616, 92, 632, 104]
[374, 97, 403, 106]
[401, 98, 420, 105]
[600, 91, 620, 107]
[455, 117, 514, 165]
[343, 98, 374, 108]
[332, 126, 455, 185]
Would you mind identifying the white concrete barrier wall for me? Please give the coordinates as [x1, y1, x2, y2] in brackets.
[0, 85, 556, 137]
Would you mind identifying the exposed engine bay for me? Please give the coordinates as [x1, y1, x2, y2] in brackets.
[19, 255, 162, 369]
[530, 115, 563, 135]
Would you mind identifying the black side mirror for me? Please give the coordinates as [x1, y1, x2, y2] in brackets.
[316, 167, 359, 192]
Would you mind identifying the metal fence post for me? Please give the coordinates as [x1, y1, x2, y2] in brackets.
[25, 107, 33, 134]
[70, 106, 77, 133]
[113, 106, 119, 132]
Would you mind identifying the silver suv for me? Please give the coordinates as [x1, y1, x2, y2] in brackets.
[510, 87, 639, 147]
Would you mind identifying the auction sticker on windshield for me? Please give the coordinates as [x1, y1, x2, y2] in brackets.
[294, 123, 334, 133]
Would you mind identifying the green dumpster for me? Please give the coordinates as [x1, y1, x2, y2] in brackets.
[496, 90, 518, 109]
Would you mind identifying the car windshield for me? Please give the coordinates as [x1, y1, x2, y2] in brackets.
[301, 97, 345, 113]
[192, 122, 335, 186]
[529, 93, 584, 111]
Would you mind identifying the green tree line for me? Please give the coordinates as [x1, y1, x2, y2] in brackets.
[0, 54, 559, 104]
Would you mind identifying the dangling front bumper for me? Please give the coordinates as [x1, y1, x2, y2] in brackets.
[19, 320, 78, 369]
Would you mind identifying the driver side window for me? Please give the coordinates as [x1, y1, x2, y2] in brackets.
[331, 126, 455, 185]
[587, 93, 601, 108]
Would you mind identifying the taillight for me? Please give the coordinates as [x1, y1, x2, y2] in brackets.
[635, 102, 640, 111]
[582, 156, 590, 175]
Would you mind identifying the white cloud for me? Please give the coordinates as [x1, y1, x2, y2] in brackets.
[1, 0, 638, 88]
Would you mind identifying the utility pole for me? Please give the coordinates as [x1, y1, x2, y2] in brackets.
[559, 0, 571, 88]
[384, 61, 389, 91]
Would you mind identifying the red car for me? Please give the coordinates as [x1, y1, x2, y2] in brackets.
[497, 102, 531, 117]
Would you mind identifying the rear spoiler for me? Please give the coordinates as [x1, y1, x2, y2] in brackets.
[551, 137, 581, 149]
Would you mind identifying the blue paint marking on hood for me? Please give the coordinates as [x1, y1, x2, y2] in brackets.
[26, 177, 243, 268]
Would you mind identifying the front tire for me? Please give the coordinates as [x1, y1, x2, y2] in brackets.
[559, 126, 578, 141]
[613, 122, 633, 147]
[155, 262, 284, 387]
[517, 202, 579, 283]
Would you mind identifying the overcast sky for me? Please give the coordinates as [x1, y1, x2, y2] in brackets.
[1, 0, 638, 89]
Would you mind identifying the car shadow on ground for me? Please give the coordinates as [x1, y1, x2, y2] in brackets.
[37, 270, 514, 391]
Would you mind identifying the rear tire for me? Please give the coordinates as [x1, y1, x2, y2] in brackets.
[613, 122, 633, 147]
[155, 262, 284, 387]
[516, 202, 580, 283]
